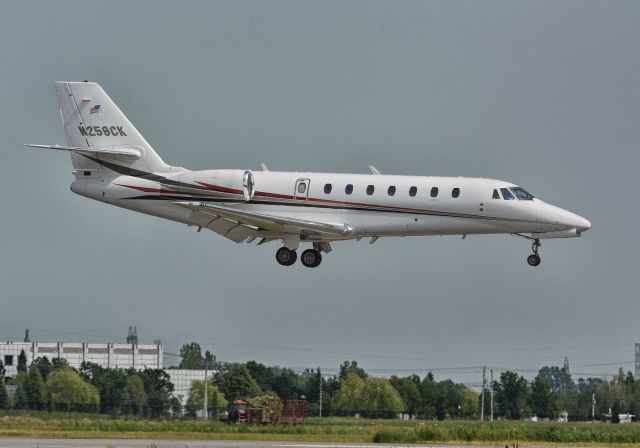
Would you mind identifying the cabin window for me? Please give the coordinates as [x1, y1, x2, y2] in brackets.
[430, 187, 439, 198]
[510, 187, 535, 200]
[324, 183, 332, 194]
[492, 189, 500, 199]
[297, 183, 307, 194]
[409, 186, 417, 197]
[83, 171, 91, 176]
[500, 188, 515, 200]
[452, 188, 460, 198]
[366, 185, 375, 195]
[387, 186, 396, 196]
[345, 184, 353, 195]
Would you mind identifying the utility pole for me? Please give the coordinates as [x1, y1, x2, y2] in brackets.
[481, 366, 486, 421]
[635, 343, 640, 379]
[592, 393, 596, 423]
[490, 369, 494, 421]
[318, 367, 323, 418]
[203, 357, 208, 419]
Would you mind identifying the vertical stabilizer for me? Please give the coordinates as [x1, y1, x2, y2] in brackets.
[54, 81, 170, 174]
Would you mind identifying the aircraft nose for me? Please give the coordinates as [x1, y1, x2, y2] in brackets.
[561, 210, 591, 232]
[574, 215, 591, 232]
[538, 203, 591, 232]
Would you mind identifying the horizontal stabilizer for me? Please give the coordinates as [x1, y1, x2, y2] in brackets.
[24, 144, 141, 160]
[24, 144, 83, 151]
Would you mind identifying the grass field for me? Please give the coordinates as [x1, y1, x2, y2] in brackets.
[1, 412, 640, 446]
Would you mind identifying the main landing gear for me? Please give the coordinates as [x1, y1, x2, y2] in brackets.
[275, 247, 323, 268]
[301, 249, 322, 268]
[527, 239, 542, 267]
[275, 247, 297, 266]
[275, 243, 325, 268]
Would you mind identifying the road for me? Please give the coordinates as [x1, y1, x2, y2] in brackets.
[0, 439, 536, 448]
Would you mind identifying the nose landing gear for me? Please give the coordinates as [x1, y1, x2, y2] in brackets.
[527, 239, 542, 267]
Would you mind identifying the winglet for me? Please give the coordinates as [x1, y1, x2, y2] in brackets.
[369, 165, 381, 175]
[260, 163, 269, 171]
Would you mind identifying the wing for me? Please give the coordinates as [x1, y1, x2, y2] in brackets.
[174, 201, 354, 243]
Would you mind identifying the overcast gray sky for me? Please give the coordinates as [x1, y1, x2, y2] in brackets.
[1, 1, 639, 385]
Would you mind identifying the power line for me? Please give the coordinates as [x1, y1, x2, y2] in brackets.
[134, 325, 635, 357]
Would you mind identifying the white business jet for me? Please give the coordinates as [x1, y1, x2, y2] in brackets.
[26, 81, 590, 268]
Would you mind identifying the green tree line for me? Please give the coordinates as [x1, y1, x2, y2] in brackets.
[2, 344, 640, 422]
[489, 365, 640, 422]
[175, 344, 640, 421]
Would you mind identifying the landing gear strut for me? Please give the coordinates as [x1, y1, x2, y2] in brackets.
[527, 239, 542, 267]
[275, 247, 297, 266]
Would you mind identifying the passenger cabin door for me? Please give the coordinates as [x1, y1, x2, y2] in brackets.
[294, 178, 310, 201]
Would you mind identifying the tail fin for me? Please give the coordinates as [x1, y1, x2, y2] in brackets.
[54, 81, 170, 174]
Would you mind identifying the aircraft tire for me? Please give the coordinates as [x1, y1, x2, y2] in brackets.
[276, 247, 297, 266]
[301, 249, 322, 268]
[313, 252, 322, 267]
[527, 254, 541, 267]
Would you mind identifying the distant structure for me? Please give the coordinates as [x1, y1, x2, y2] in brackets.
[126, 326, 138, 344]
[635, 343, 640, 379]
[166, 369, 210, 412]
[1, 340, 162, 381]
[619, 413, 636, 424]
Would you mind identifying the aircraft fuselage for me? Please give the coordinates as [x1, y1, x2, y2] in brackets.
[71, 168, 590, 241]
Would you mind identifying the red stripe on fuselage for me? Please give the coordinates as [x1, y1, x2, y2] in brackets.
[195, 181, 244, 194]
[255, 191, 294, 200]
[116, 184, 183, 194]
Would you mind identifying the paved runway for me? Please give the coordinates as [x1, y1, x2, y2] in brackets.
[0, 439, 533, 448]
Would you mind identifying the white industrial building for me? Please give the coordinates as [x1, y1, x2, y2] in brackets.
[1, 336, 216, 413]
[1, 341, 162, 379]
[166, 369, 210, 408]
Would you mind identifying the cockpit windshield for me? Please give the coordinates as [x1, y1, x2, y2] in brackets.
[510, 187, 535, 200]
[500, 188, 514, 200]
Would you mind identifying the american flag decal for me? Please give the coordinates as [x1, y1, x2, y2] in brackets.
[90, 104, 101, 115]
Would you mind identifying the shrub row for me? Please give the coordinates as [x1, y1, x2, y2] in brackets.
[373, 421, 640, 444]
